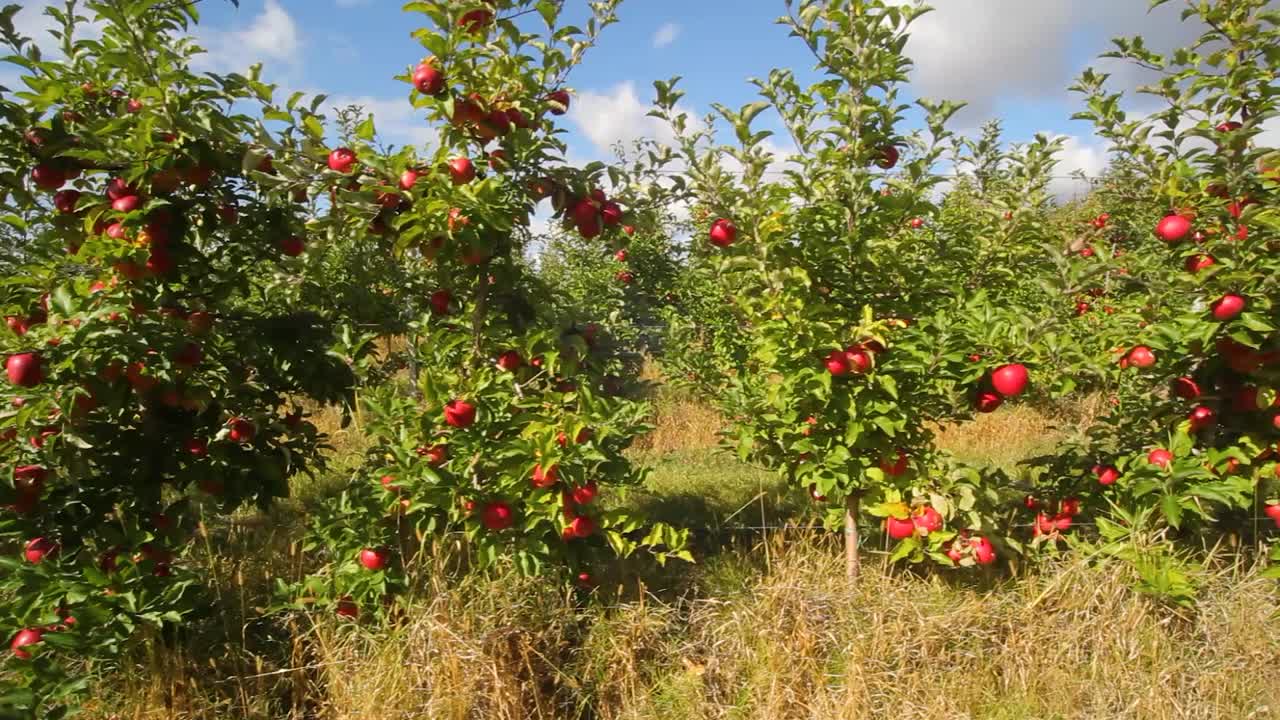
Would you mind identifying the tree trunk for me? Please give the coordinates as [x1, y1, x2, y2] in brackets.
[845, 494, 860, 581]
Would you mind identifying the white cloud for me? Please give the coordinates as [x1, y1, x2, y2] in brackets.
[195, 0, 302, 74]
[570, 82, 684, 154]
[652, 22, 680, 49]
[897, 0, 1206, 119]
[1047, 133, 1108, 202]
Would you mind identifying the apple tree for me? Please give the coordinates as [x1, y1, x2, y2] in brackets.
[644, 0, 1067, 577]
[0, 0, 359, 713]
[1013, 0, 1280, 581]
[247, 0, 691, 618]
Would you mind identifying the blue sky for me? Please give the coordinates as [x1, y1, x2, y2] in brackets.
[9, 0, 1250, 199]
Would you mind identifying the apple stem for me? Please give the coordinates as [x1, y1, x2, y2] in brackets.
[845, 493, 861, 581]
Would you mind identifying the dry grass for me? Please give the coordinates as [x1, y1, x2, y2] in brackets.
[91, 538, 1280, 719]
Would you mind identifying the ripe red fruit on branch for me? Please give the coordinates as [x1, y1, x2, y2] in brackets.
[335, 597, 359, 619]
[1265, 503, 1280, 529]
[447, 157, 475, 185]
[845, 348, 872, 374]
[912, 506, 943, 534]
[601, 201, 623, 227]
[990, 363, 1029, 397]
[412, 61, 445, 95]
[279, 236, 305, 257]
[1147, 448, 1173, 468]
[429, 289, 452, 316]
[496, 350, 522, 372]
[1188, 405, 1216, 431]
[399, 168, 422, 191]
[571, 481, 598, 505]
[709, 218, 737, 247]
[547, 89, 571, 115]
[1093, 464, 1120, 486]
[458, 8, 494, 33]
[24, 537, 59, 563]
[327, 147, 357, 173]
[975, 390, 1003, 413]
[358, 547, 390, 571]
[480, 501, 514, 531]
[1210, 294, 1245, 321]
[1155, 214, 1191, 242]
[1184, 254, 1216, 274]
[53, 189, 81, 214]
[1172, 376, 1201, 400]
[1127, 346, 1156, 369]
[444, 399, 476, 429]
[825, 350, 851, 376]
[30, 164, 66, 191]
[6, 352, 44, 387]
[228, 418, 255, 443]
[531, 463, 559, 489]
[886, 516, 915, 539]
[419, 444, 447, 466]
[875, 145, 899, 169]
[970, 536, 996, 565]
[908, 217, 924, 229]
[566, 515, 596, 539]
[10, 629, 43, 659]
[112, 194, 141, 213]
[1216, 120, 1242, 133]
[13, 465, 47, 492]
[880, 448, 908, 477]
[185, 438, 208, 457]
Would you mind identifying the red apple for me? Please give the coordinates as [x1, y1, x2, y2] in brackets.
[458, 8, 494, 33]
[105, 177, 137, 201]
[358, 547, 390, 571]
[185, 437, 208, 457]
[327, 147, 357, 173]
[412, 61, 445, 95]
[1155, 214, 1191, 242]
[571, 481, 598, 505]
[228, 418, 255, 443]
[531, 463, 559, 489]
[908, 217, 924, 229]
[990, 363, 1029, 397]
[447, 157, 475, 185]
[1216, 120, 1242, 133]
[1211, 294, 1246, 321]
[480, 501, 514, 531]
[6, 352, 44, 387]
[601, 201, 623, 226]
[399, 168, 422, 191]
[1184, 254, 1215, 274]
[824, 349, 850, 376]
[912, 506, 943, 534]
[975, 390, 1003, 413]
[566, 515, 596, 539]
[709, 218, 737, 247]
[547, 89, 571, 115]
[1093, 464, 1120, 486]
[430, 289, 452, 316]
[1127, 346, 1156, 368]
[1171, 376, 1201, 400]
[622, 224, 635, 236]
[845, 348, 872, 374]
[444, 399, 476, 429]
[614, 269, 633, 283]
[970, 536, 996, 565]
[53, 189, 81, 214]
[30, 164, 66, 191]
[1147, 448, 1173, 468]
[879, 448, 908, 477]
[886, 515, 915, 539]
[614, 249, 629, 262]
[875, 145, 899, 169]
[24, 537, 59, 564]
[13, 465, 47, 492]
[279, 236, 306, 257]
[1264, 503, 1280, 529]
[1188, 405, 1216, 431]
[187, 311, 213, 336]
[10, 628, 43, 659]
[496, 350, 522, 372]
[335, 597, 359, 619]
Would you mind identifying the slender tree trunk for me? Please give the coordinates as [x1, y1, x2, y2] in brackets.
[845, 494, 860, 581]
